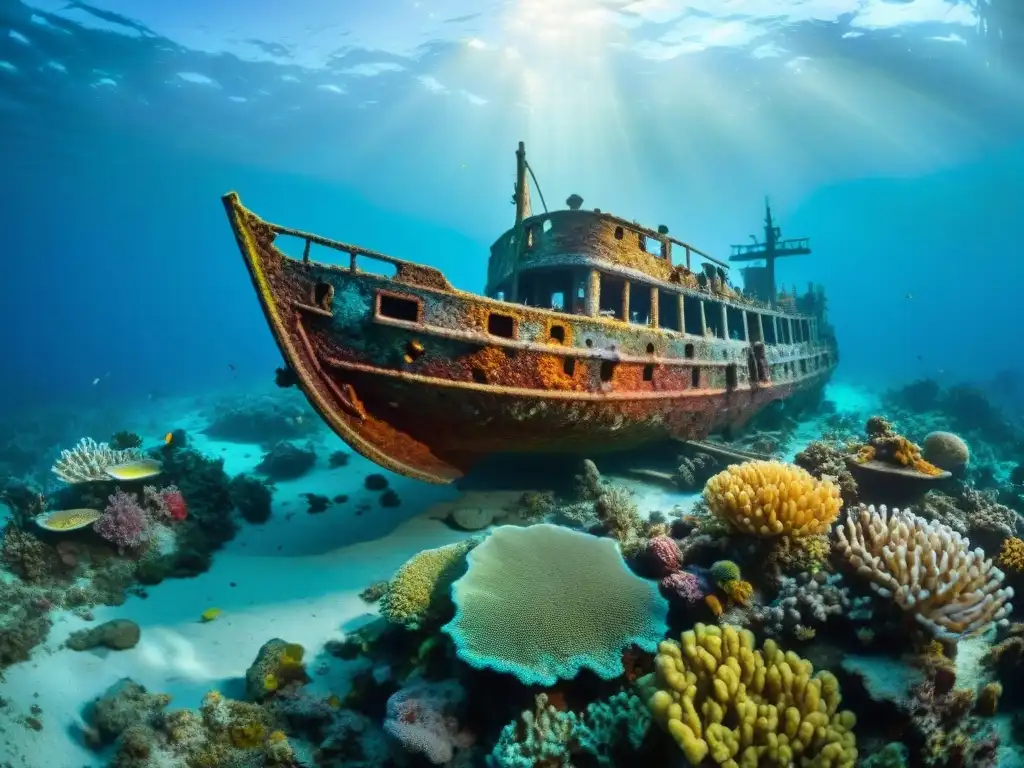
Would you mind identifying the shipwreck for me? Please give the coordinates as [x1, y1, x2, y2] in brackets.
[222, 142, 837, 484]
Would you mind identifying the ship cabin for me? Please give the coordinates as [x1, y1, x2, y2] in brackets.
[483, 199, 832, 391]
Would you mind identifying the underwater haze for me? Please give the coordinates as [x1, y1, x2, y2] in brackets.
[1, 0, 1024, 767]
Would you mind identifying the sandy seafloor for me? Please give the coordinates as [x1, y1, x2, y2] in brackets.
[5, 381, 1021, 767]
[0, 391, 708, 767]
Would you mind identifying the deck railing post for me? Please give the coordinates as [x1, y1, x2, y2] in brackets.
[649, 286, 659, 328]
[621, 280, 631, 322]
[699, 301, 708, 337]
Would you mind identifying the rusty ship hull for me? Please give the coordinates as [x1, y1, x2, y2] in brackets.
[222, 191, 836, 484]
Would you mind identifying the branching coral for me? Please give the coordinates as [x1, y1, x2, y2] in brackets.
[442, 523, 668, 686]
[752, 571, 872, 639]
[52, 437, 144, 484]
[644, 623, 857, 766]
[703, 460, 842, 538]
[380, 539, 476, 629]
[674, 452, 719, 491]
[835, 504, 1013, 640]
[490, 691, 650, 768]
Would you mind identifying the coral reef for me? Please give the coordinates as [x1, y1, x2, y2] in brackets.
[644, 623, 858, 765]
[835, 504, 1013, 640]
[51, 437, 145, 484]
[254, 441, 317, 481]
[921, 431, 970, 474]
[753, 571, 871, 639]
[442, 523, 668, 685]
[704, 460, 842, 537]
[382, 679, 472, 764]
[380, 539, 476, 629]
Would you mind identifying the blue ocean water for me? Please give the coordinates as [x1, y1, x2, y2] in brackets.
[0, 1, 1023, 766]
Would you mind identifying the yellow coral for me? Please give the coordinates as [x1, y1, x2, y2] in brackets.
[380, 539, 476, 628]
[723, 579, 753, 606]
[999, 537, 1024, 572]
[263, 673, 278, 692]
[770, 535, 831, 574]
[705, 594, 724, 616]
[645, 623, 857, 767]
[704, 461, 842, 538]
[229, 722, 265, 749]
[200, 608, 221, 622]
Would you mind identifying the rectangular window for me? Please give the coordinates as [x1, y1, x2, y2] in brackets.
[487, 313, 517, 338]
[377, 292, 421, 322]
[658, 291, 681, 331]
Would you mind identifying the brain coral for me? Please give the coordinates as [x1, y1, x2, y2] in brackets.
[921, 431, 970, 472]
[645, 623, 857, 767]
[704, 461, 842, 538]
[441, 523, 668, 686]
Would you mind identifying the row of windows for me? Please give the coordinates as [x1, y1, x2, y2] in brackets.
[377, 288, 814, 354]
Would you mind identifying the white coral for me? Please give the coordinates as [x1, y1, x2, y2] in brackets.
[51, 437, 144, 484]
[835, 503, 1013, 641]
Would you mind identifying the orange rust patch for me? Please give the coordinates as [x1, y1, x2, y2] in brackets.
[544, 317, 573, 346]
[466, 345, 507, 382]
[535, 353, 582, 391]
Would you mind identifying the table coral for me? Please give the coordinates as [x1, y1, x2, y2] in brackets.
[380, 538, 476, 629]
[442, 523, 668, 686]
[644, 623, 857, 766]
[704, 460, 842, 538]
[835, 504, 1013, 640]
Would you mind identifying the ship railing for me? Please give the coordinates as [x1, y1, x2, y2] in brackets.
[270, 222, 452, 288]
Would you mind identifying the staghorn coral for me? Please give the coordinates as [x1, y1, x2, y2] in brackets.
[644, 622, 857, 766]
[835, 504, 1013, 641]
[794, 440, 858, 505]
[442, 523, 668, 686]
[752, 571, 872, 639]
[380, 538, 476, 629]
[704, 460, 842, 538]
[52, 437, 145, 484]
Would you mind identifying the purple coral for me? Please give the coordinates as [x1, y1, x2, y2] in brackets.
[94, 488, 151, 551]
[660, 570, 704, 605]
[383, 680, 473, 764]
[647, 535, 680, 576]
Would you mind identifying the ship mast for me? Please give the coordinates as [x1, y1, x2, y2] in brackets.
[508, 141, 532, 302]
[728, 198, 811, 305]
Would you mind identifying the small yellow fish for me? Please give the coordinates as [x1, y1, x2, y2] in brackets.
[106, 459, 162, 481]
[200, 608, 222, 622]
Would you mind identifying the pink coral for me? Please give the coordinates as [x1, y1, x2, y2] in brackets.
[647, 535, 680, 576]
[143, 484, 187, 522]
[94, 488, 151, 551]
[383, 680, 473, 764]
[660, 571, 704, 605]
